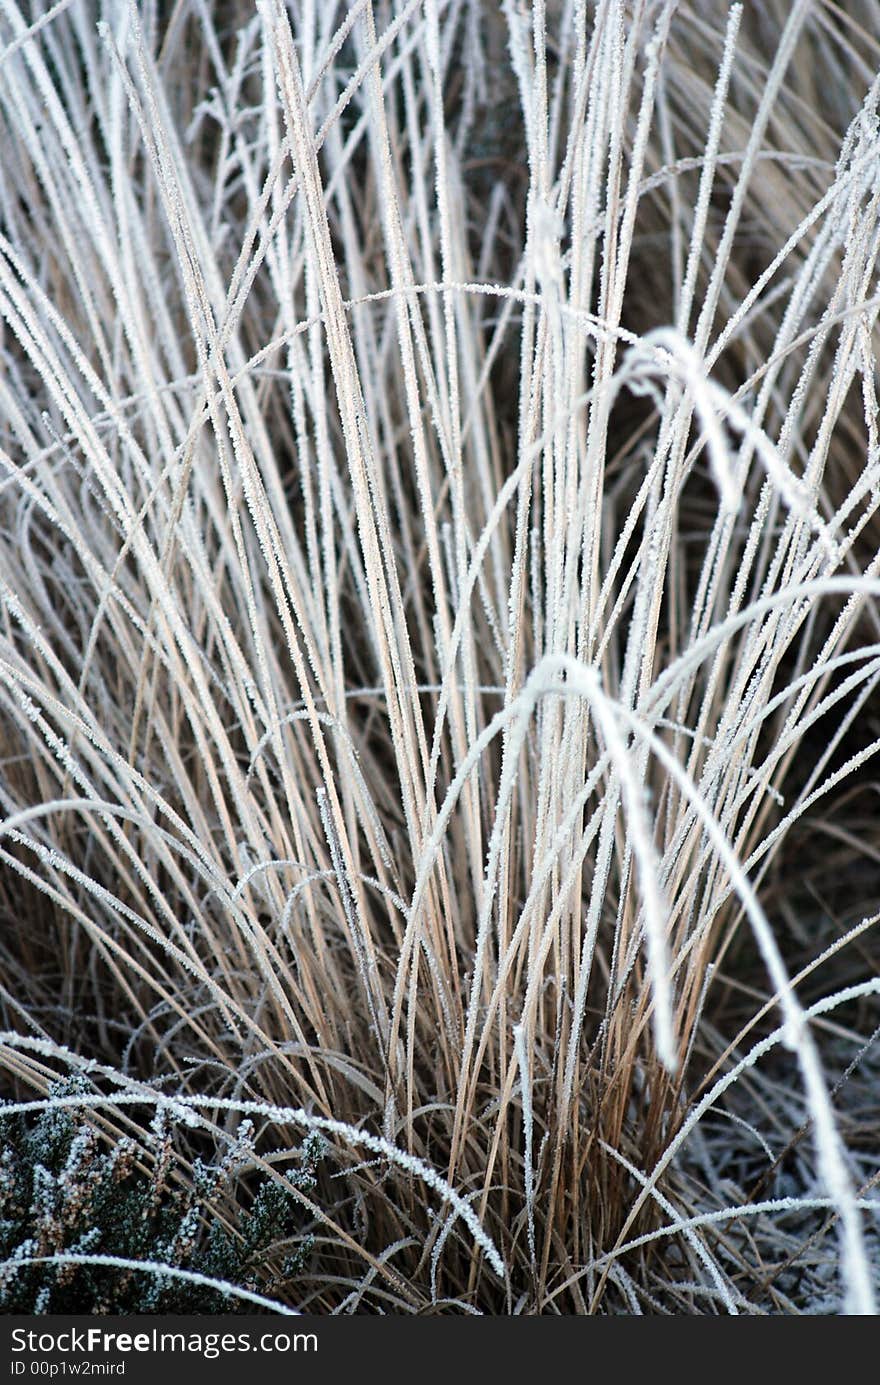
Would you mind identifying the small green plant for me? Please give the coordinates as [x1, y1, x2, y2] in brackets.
[0, 1078, 321, 1314]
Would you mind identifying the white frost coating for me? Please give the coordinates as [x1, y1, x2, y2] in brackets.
[0, 1057, 507, 1282]
[1, 1254, 296, 1315]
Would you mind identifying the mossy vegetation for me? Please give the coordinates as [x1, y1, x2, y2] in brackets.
[0, 1078, 321, 1313]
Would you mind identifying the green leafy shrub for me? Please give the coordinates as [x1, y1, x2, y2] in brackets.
[0, 1078, 321, 1313]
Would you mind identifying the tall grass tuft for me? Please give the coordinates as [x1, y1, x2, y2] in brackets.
[0, 0, 879, 1313]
